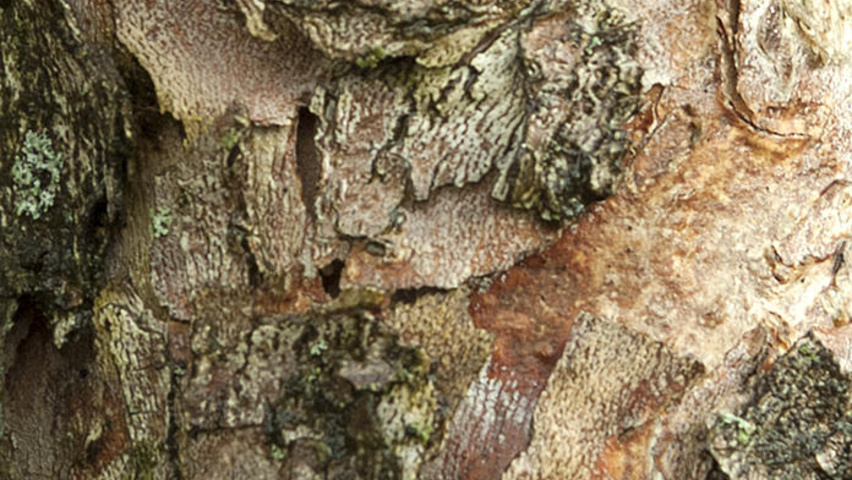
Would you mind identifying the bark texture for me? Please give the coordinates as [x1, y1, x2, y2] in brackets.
[3, 0, 852, 479]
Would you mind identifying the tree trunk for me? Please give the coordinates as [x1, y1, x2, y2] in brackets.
[3, 0, 852, 478]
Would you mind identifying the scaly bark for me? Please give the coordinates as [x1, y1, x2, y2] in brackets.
[3, 0, 852, 479]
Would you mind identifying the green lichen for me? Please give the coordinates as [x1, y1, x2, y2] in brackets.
[220, 127, 241, 151]
[797, 341, 818, 362]
[718, 413, 756, 446]
[270, 444, 286, 461]
[355, 46, 387, 70]
[149, 207, 172, 238]
[309, 339, 328, 357]
[406, 421, 433, 447]
[12, 130, 63, 220]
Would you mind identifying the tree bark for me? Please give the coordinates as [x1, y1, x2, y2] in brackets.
[3, 0, 852, 479]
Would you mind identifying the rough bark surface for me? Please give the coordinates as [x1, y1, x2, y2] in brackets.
[3, 0, 852, 479]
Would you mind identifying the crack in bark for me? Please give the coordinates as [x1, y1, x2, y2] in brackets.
[165, 357, 184, 478]
[295, 107, 321, 223]
[319, 259, 345, 299]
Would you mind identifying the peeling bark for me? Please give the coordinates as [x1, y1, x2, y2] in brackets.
[4, 0, 852, 479]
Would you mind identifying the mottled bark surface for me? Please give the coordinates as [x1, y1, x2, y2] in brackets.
[3, 0, 852, 479]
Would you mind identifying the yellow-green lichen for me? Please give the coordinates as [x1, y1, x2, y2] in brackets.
[129, 443, 159, 480]
[270, 443, 286, 461]
[355, 46, 387, 70]
[718, 412, 756, 446]
[12, 130, 63, 220]
[220, 127, 241, 151]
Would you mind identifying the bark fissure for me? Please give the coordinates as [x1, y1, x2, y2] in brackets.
[295, 107, 321, 222]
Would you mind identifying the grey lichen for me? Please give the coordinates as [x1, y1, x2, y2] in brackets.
[149, 207, 173, 238]
[263, 310, 437, 478]
[12, 130, 63, 220]
[496, 9, 642, 222]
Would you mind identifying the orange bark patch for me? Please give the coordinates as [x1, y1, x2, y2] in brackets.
[593, 425, 656, 480]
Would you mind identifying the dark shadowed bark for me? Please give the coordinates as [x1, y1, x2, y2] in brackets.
[3, 0, 852, 479]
